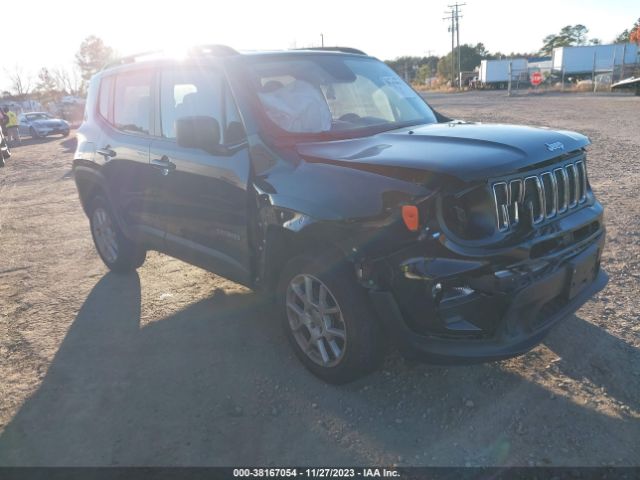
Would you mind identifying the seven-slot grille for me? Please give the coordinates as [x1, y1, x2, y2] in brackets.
[492, 159, 588, 232]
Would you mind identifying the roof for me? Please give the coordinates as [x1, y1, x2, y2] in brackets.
[101, 45, 369, 73]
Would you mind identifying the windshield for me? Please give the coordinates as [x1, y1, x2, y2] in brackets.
[244, 55, 437, 136]
[26, 113, 52, 121]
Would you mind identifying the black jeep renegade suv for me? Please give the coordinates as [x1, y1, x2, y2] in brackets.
[73, 45, 607, 383]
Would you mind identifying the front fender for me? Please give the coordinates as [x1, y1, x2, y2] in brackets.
[252, 161, 439, 289]
[256, 160, 432, 221]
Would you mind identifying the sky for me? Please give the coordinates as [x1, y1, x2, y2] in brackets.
[1, 0, 637, 92]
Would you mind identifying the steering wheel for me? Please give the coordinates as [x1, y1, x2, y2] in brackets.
[338, 113, 361, 123]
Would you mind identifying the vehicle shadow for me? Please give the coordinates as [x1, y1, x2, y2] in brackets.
[8, 136, 61, 148]
[0, 272, 362, 466]
[543, 314, 640, 412]
[60, 136, 77, 154]
[0, 273, 637, 466]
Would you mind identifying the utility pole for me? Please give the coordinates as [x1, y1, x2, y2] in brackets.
[445, 3, 466, 89]
[449, 2, 465, 89]
[443, 10, 455, 86]
[456, 6, 461, 89]
[320, 33, 324, 48]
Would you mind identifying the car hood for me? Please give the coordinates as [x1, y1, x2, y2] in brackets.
[296, 122, 590, 183]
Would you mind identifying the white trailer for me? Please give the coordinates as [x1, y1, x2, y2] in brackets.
[478, 59, 528, 87]
[552, 43, 639, 74]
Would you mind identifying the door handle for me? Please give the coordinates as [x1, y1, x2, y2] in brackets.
[151, 155, 176, 176]
[96, 146, 116, 160]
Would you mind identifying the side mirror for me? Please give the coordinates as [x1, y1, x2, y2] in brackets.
[176, 116, 221, 154]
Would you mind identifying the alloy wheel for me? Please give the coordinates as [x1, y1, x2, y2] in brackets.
[286, 274, 347, 367]
[92, 207, 119, 264]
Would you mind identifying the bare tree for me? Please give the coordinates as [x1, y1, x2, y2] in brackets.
[36, 68, 57, 93]
[51, 67, 82, 95]
[5, 65, 33, 97]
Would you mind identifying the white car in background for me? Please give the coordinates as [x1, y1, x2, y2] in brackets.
[18, 112, 70, 138]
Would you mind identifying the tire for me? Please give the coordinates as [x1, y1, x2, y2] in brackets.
[278, 253, 383, 384]
[0, 135, 9, 163]
[88, 195, 146, 273]
[29, 127, 40, 139]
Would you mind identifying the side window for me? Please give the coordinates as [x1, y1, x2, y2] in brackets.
[98, 75, 114, 122]
[160, 68, 245, 145]
[113, 70, 152, 135]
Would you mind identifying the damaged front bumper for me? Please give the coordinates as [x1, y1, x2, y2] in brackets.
[366, 222, 607, 364]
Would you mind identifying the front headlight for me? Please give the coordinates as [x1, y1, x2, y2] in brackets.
[440, 187, 496, 240]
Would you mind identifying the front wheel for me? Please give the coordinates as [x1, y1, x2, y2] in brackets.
[89, 196, 146, 273]
[278, 254, 383, 384]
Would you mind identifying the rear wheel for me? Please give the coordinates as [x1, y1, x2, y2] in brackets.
[89, 196, 146, 273]
[278, 254, 383, 383]
[29, 127, 40, 139]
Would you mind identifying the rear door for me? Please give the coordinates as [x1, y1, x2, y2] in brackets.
[149, 65, 252, 284]
[97, 69, 165, 247]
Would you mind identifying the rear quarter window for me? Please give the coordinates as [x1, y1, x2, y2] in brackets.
[98, 75, 114, 122]
[113, 70, 153, 135]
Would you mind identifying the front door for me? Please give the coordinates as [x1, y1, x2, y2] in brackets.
[150, 65, 252, 284]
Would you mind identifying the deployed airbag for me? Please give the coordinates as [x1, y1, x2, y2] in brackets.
[258, 80, 332, 133]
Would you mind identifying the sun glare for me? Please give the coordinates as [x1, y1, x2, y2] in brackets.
[163, 46, 190, 61]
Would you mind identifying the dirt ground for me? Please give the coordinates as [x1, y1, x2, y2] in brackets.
[0, 91, 638, 467]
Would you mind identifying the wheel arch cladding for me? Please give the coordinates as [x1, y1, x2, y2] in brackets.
[74, 165, 109, 216]
[258, 213, 352, 289]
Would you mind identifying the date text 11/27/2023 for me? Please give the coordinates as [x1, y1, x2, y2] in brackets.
[232, 468, 400, 478]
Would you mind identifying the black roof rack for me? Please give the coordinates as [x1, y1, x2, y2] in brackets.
[188, 44, 239, 57]
[294, 46, 367, 55]
[102, 50, 162, 70]
[102, 44, 239, 71]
